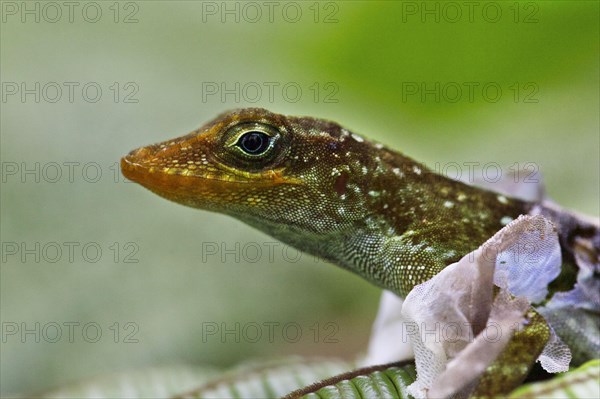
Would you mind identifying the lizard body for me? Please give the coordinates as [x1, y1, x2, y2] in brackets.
[121, 108, 599, 396]
[121, 108, 539, 296]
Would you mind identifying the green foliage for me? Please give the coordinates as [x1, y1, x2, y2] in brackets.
[286, 362, 416, 399]
[508, 359, 600, 399]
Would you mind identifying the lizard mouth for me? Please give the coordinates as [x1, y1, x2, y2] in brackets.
[120, 145, 224, 195]
[120, 149, 153, 185]
[120, 145, 186, 187]
[121, 148, 238, 209]
[120, 143, 299, 212]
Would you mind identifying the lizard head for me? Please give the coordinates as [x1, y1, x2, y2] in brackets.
[121, 108, 380, 235]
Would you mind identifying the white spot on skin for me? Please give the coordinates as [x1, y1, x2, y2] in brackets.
[457, 193, 467, 201]
[351, 134, 364, 142]
[392, 168, 403, 177]
[500, 216, 513, 225]
[413, 166, 422, 175]
[368, 191, 380, 197]
[443, 201, 454, 208]
[383, 204, 389, 209]
[375, 143, 384, 150]
[497, 195, 508, 204]
[362, 166, 368, 175]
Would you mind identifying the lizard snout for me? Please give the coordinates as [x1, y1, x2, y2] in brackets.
[120, 149, 147, 184]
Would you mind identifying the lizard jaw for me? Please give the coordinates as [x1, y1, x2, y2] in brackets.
[121, 144, 300, 211]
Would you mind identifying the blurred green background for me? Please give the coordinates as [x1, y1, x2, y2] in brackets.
[1, 0, 598, 396]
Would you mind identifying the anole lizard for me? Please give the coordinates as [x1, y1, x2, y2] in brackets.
[121, 108, 599, 397]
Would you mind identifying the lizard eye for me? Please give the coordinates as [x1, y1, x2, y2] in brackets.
[217, 122, 286, 171]
[236, 131, 271, 155]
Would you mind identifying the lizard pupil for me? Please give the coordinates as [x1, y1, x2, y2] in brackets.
[238, 131, 270, 155]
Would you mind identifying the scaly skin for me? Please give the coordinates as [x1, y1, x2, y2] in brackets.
[121, 108, 597, 396]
